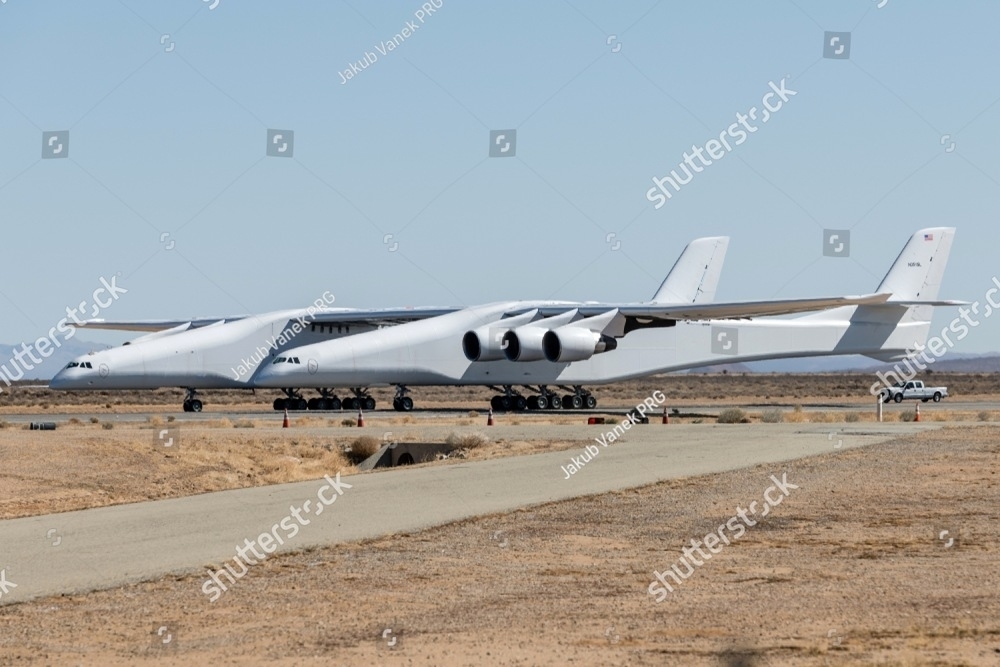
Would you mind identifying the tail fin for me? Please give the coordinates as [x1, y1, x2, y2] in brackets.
[651, 236, 729, 304]
[876, 227, 955, 322]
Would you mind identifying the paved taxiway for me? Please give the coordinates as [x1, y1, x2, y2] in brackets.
[0, 422, 944, 606]
[1, 400, 993, 425]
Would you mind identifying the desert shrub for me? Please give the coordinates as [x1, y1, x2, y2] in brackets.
[344, 436, 381, 464]
[90, 417, 99, 424]
[341, 418, 357, 427]
[900, 410, 916, 422]
[167, 415, 176, 422]
[760, 409, 783, 423]
[717, 408, 749, 424]
[845, 412, 860, 423]
[0, 420, 8, 429]
[468, 411, 480, 418]
[233, 420, 255, 428]
[101, 422, 114, 430]
[446, 431, 489, 449]
[977, 411, 991, 422]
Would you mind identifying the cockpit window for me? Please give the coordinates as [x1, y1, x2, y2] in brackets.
[66, 362, 79, 369]
[274, 357, 286, 364]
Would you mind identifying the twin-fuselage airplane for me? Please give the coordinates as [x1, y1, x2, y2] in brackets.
[50, 229, 962, 413]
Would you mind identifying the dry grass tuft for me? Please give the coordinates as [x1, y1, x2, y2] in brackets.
[446, 431, 490, 449]
[760, 409, 783, 423]
[717, 408, 749, 424]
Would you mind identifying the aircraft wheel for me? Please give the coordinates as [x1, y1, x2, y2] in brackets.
[514, 395, 527, 411]
[528, 395, 541, 410]
[499, 396, 512, 411]
[393, 398, 402, 411]
[189, 399, 203, 413]
[933, 392, 942, 402]
[342, 397, 356, 410]
[329, 397, 342, 410]
[182, 400, 192, 413]
[585, 395, 597, 409]
[307, 398, 321, 410]
[894, 393, 903, 403]
[400, 396, 413, 411]
[364, 397, 376, 411]
[570, 395, 584, 410]
[273, 398, 286, 411]
[490, 396, 503, 411]
[547, 396, 560, 410]
[562, 395, 574, 409]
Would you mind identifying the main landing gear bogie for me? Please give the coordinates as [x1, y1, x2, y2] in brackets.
[488, 385, 596, 412]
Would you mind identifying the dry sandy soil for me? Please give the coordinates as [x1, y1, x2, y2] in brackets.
[0, 426, 998, 665]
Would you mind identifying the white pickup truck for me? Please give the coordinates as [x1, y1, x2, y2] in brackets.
[880, 380, 948, 404]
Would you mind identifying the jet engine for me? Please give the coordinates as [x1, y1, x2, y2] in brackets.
[462, 310, 539, 361]
[502, 310, 581, 361]
[542, 326, 617, 362]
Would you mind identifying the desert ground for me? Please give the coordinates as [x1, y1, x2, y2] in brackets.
[0, 377, 998, 665]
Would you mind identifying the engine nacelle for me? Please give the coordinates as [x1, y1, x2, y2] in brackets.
[463, 309, 542, 362]
[502, 326, 549, 362]
[543, 326, 617, 362]
[462, 327, 508, 361]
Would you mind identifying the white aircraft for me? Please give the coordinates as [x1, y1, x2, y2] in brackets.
[50, 236, 733, 412]
[251, 228, 962, 411]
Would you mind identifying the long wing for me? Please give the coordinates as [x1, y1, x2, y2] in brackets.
[72, 317, 248, 333]
[74, 307, 462, 333]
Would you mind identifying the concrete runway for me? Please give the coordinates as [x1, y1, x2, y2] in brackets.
[0, 422, 942, 606]
[1, 399, 994, 425]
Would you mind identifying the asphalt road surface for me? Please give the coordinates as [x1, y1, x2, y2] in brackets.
[0, 422, 941, 606]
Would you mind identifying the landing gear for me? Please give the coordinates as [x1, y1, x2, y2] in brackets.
[342, 388, 375, 411]
[182, 388, 203, 413]
[307, 389, 342, 411]
[558, 385, 596, 410]
[488, 385, 572, 411]
[274, 388, 308, 411]
[392, 385, 414, 412]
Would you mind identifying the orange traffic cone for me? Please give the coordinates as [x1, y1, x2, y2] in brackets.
[914, 403, 921, 422]
[662, 406, 669, 424]
[487, 408, 494, 426]
[357, 408, 365, 428]
[282, 408, 290, 428]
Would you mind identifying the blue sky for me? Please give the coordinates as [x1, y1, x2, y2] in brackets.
[2, 0, 999, 353]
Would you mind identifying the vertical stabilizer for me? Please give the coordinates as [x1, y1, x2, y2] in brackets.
[651, 236, 729, 304]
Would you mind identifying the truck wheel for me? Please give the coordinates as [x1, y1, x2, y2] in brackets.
[933, 392, 942, 402]
[894, 393, 903, 403]
[921, 398, 929, 403]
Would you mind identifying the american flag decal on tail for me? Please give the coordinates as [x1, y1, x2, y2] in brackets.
[924, 233, 934, 241]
